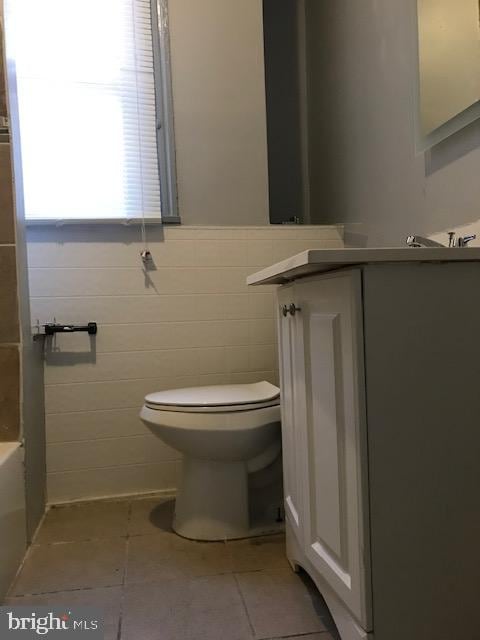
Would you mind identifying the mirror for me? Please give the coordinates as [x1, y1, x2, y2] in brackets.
[417, 0, 480, 140]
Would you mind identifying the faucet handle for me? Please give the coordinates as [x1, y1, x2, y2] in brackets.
[457, 234, 476, 247]
[447, 231, 456, 247]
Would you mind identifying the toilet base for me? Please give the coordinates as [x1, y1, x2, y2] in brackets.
[173, 456, 284, 541]
[173, 457, 250, 540]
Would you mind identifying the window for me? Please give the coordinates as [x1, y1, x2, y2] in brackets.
[5, 0, 177, 223]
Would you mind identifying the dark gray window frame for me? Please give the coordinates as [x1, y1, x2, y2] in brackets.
[151, 0, 179, 224]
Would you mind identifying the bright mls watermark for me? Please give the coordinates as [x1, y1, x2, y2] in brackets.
[0, 607, 103, 639]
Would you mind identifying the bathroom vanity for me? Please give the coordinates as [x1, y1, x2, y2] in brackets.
[248, 248, 480, 640]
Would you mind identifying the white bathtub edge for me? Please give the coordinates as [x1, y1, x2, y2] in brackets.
[0, 442, 27, 601]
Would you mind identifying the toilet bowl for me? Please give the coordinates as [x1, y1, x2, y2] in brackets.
[140, 381, 282, 541]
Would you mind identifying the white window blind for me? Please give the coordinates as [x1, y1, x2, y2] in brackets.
[7, 0, 162, 221]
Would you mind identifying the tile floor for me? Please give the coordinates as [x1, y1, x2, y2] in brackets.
[5, 496, 340, 640]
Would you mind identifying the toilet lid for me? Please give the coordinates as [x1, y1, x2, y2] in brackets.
[144, 381, 280, 413]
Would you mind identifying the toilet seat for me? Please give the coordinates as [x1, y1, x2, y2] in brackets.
[145, 381, 280, 413]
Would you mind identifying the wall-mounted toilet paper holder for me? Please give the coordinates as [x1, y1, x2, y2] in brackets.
[38, 322, 98, 337]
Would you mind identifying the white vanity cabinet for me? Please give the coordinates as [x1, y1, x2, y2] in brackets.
[249, 248, 480, 640]
[278, 271, 371, 630]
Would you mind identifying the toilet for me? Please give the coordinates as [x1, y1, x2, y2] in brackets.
[140, 381, 282, 541]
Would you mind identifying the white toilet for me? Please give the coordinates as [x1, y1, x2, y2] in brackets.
[140, 381, 282, 541]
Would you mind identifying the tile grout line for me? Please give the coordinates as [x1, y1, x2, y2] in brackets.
[44, 368, 276, 387]
[3, 507, 54, 600]
[4, 501, 54, 600]
[261, 632, 332, 640]
[233, 572, 256, 640]
[45, 460, 181, 474]
[116, 499, 133, 640]
[31, 535, 129, 548]
[30, 291, 275, 299]
[7, 584, 123, 599]
[10, 568, 282, 599]
[4, 543, 38, 601]
[44, 342, 277, 357]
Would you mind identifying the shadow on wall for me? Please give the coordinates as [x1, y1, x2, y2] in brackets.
[425, 116, 480, 176]
[44, 333, 97, 366]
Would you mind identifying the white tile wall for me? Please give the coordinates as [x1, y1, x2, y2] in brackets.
[27, 225, 343, 503]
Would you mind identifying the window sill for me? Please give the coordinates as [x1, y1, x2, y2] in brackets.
[24, 216, 181, 227]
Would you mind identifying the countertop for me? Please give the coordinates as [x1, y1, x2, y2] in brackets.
[247, 247, 480, 285]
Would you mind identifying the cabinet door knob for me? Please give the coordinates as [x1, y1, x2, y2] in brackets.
[281, 304, 289, 317]
[288, 304, 301, 316]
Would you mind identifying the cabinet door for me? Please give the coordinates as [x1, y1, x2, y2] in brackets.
[294, 271, 371, 629]
[277, 285, 306, 546]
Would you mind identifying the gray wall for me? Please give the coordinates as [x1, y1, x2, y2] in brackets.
[13, 145, 46, 540]
[3, 24, 46, 539]
[305, 0, 480, 247]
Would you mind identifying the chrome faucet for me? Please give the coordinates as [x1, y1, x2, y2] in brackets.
[456, 235, 477, 247]
[405, 235, 446, 248]
[406, 232, 476, 248]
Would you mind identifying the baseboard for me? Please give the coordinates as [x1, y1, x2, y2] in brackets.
[47, 488, 177, 508]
